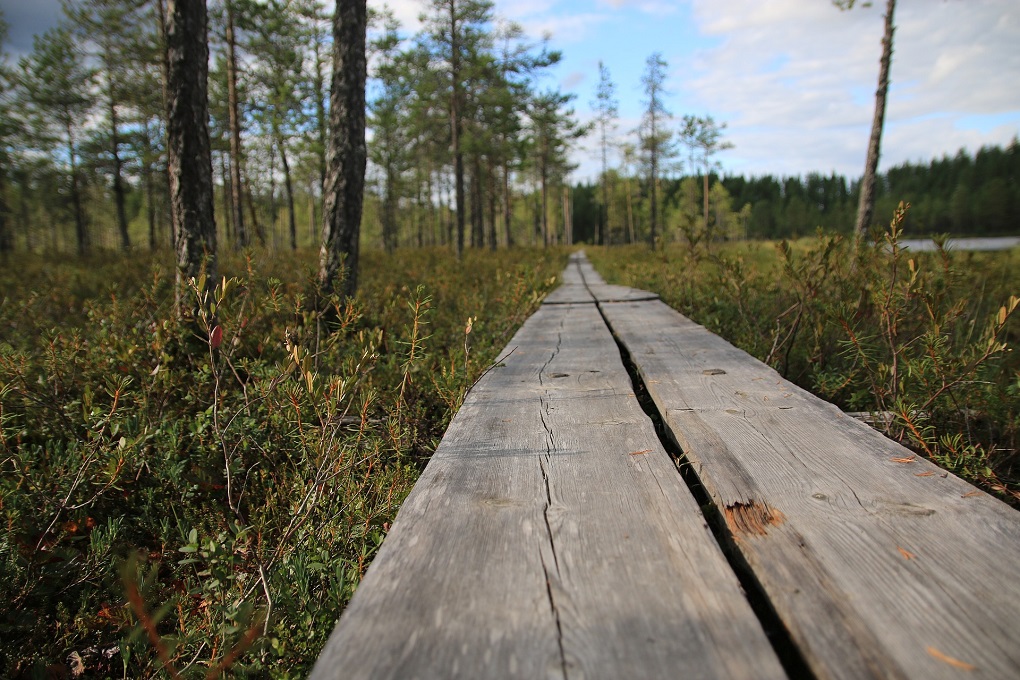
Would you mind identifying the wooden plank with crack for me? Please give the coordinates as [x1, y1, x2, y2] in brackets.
[545, 252, 656, 305]
[598, 294, 1020, 680]
[310, 295, 785, 679]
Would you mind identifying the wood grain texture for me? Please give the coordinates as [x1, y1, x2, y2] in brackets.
[310, 298, 785, 680]
[599, 296, 1020, 680]
[542, 284, 594, 305]
[544, 253, 656, 305]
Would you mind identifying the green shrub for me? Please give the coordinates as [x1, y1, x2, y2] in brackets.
[589, 204, 1020, 504]
[0, 247, 565, 677]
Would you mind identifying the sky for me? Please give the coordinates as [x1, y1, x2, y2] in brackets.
[3, 0, 1019, 181]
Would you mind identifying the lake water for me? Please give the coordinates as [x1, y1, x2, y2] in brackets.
[897, 237, 1020, 252]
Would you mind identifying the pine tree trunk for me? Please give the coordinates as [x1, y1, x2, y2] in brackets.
[66, 125, 89, 255]
[449, 3, 465, 259]
[649, 148, 658, 249]
[280, 140, 297, 251]
[143, 118, 158, 251]
[0, 166, 11, 254]
[502, 159, 513, 248]
[540, 161, 549, 247]
[471, 155, 483, 248]
[156, 0, 175, 250]
[225, 0, 248, 248]
[487, 159, 497, 251]
[108, 87, 130, 250]
[220, 153, 233, 245]
[626, 178, 635, 244]
[854, 0, 896, 243]
[703, 171, 710, 243]
[318, 0, 367, 300]
[165, 0, 217, 303]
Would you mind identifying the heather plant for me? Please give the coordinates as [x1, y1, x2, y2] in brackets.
[0, 247, 565, 677]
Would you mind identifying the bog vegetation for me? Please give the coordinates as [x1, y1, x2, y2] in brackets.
[0, 247, 566, 677]
[589, 206, 1020, 507]
[2, 0, 1019, 676]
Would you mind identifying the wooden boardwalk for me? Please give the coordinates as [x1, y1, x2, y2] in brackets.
[311, 252, 1020, 680]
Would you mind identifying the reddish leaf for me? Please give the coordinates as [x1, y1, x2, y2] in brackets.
[210, 325, 223, 349]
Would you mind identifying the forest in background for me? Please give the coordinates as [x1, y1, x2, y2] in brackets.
[571, 142, 1020, 245]
[2, 1, 1017, 259]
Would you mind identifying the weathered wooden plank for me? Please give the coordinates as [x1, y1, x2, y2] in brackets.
[588, 284, 659, 303]
[542, 284, 594, 305]
[544, 253, 655, 304]
[573, 253, 605, 286]
[311, 299, 785, 680]
[600, 296, 1020, 680]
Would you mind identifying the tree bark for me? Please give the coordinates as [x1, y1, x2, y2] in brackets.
[854, 0, 896, 244]
[318, 0, 367, 300]
[165, 0, 217, 305]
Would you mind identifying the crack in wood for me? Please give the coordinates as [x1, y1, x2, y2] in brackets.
[537, 336, 568, 678]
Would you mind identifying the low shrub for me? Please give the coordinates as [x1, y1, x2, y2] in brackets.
[0, 247, 566, 677]
[588, 204, 1020, 504]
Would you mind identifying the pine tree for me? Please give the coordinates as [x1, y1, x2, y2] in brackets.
[679, 114, 732, 244]
[67, 0, 147, 251]
[165, 0, 217, 302]
[640, 52, 673, 249]
[591, 61, 617, 246]
[319, 0, 367, 300]
[528, 90, 586, 246]
[19, 25, 96, 255]
[369, 15, 413, 253]
[835, 0, 897, 245]
[420, 0, 495, 258]
[0, 12, 14, 254]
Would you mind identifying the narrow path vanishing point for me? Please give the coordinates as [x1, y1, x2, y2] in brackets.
[311, 252, 1020, 680]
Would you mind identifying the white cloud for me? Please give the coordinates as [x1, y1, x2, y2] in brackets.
[514, 12, 607, 44]
[596, 0, 680, 16]
[682, 0, 1020, 177]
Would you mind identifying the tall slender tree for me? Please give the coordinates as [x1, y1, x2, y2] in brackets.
[369, 15, 413, 253]
[0, 12, 13, 255]
[420, 0, 495, 258]
[591, 61, 617, 246]
[294, 0, 330, 233]
[222, 0, 249, 248]
[528, 89, 585, 247]
[640, 52, 673, 249]
[67, 0, 145, 251]
[319, 0, 367, 300]
[835, 0, 897, 244]
[248, 0, 305, 250]
[679, 114, 732, 244]
[165, 0, 217, 303]
[19, 26, 96, 255]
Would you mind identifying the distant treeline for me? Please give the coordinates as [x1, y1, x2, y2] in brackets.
[572, 140, 1020, 244]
